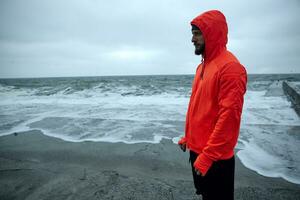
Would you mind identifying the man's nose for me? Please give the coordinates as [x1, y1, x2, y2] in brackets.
[191, 36, 195, 43]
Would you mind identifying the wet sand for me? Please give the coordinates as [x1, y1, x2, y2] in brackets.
[0, 130, 299, 200]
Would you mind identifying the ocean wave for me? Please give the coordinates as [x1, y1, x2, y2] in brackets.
[1, 75, 300, 185]
[237, 133, 300, 185]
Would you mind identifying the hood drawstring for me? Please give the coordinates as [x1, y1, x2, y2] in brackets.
[200, 57, 205, 79]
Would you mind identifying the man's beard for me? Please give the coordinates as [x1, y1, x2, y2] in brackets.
[195, 44, 205, 55]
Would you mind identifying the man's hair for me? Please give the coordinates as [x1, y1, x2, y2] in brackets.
[191, 24, 200, 31]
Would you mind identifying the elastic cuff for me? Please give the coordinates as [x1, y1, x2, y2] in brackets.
[178, 137, 187, 145]
[193, 153, 213, 176]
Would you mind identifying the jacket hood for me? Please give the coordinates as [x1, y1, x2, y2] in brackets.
[191, 10, 228, 62]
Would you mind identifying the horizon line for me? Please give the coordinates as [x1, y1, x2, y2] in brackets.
[1, 72, 300, 79]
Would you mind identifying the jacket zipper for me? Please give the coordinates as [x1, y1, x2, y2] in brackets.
[200, 58, 205, 79]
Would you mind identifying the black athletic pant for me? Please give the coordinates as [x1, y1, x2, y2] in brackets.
[190, 151, 235, 200]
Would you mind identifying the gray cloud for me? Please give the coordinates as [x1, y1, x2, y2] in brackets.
[0, 0, 300, 78]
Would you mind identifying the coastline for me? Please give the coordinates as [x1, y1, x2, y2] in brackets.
[0, 130, 299, 200]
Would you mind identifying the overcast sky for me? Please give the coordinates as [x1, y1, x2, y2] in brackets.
[0, 0, 299, 78]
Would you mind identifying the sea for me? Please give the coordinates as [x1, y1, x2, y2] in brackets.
[0, 74, 300, 185]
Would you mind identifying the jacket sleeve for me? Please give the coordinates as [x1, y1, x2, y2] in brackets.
[193, 62, 247, 175]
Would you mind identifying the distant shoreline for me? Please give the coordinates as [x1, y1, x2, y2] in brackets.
[1, 73, 300, 80]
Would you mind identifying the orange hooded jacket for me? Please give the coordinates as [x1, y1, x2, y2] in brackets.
[178, 10, 247, 175]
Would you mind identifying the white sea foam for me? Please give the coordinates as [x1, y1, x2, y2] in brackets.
[237, 85, 300, 184]
[0, 111, 58, 136]
[1, 76, 300, 185]
[242, 90, 299, 126]
[237, 138, 300, 184]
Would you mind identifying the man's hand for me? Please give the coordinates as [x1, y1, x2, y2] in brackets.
[195, 168, 204, 176]
[178, 143, 186, 152]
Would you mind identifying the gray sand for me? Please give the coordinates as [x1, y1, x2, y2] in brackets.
[0, 130, 299, 200]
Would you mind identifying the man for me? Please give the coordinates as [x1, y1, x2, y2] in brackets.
[178, 10, 247, 200]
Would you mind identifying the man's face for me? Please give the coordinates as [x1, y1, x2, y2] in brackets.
[191, 29, 205, 55]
